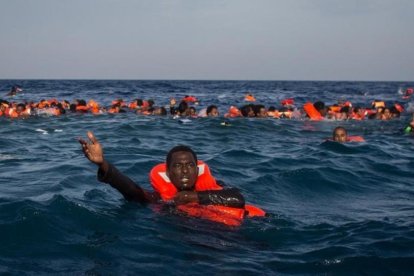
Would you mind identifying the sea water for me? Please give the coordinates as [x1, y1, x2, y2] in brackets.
[0, 80, 413, 274]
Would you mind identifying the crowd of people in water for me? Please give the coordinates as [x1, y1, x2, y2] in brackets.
[1, 86, 414, 136]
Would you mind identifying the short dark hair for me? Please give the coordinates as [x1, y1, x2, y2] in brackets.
[313, 101, 325, 111]
[77, 99, 87, 106]
[136, 99, 143, 106]
[206, 105, 217, 115]
[178, 101, 188, 114]
[253, 104, 265, 116]
[340, 106, 350, 113]
[166, 145, 197, 169]
[240, 104, 254, 117]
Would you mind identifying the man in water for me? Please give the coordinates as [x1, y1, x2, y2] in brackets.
[6, 85, 22, 96]
[332, 126, 347, 143]
[78, 131, 245, 207]
[404, 114, 414, 133]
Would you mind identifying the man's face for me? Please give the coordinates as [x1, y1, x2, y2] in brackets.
[333, 129, 347, 143]
[209, 108, 218, 117]
[258, 107, 267, 117]
[167, 151, 198, 191]
[16, 106, 25, 114]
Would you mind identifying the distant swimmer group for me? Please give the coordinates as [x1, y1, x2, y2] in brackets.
[0, 95, 408, 121]
[79, 131, 266, 226]
[2, 90, 413, 142]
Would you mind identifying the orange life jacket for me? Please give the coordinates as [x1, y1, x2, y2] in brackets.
[108, 107, 119, 114]
[244, 94, 256, 102]
[76, 105, 89, 112]
[129, 102, 138, 109]
[329, 106, 341, 113]
[88, 100, 99, 109]
[347, 136, 365, 142]
[394, 103, 404, 113]
[37, 101, 49, 109]
[150, 161, 265, 226]
[303, 102, 323, 121]
[183, 96, 197, 103]
[267, 111, 277, 118]
[9, 109, 18, 118]
[224, 106, 241, 118]
[48, 98, 58, 105]
[281, 98, 294, 106]
[351, 112, 364, 120]
[372, 101, 385, 108]
[142, 101, 149, 108]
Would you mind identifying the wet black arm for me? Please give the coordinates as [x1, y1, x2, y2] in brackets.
[97, 162, 159, 204]
[197, 188, 245, 208]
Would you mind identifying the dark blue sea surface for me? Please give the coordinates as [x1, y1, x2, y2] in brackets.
[0, 80, 414, 274]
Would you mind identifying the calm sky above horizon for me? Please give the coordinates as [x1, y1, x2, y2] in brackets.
[0, 0, 413, 81]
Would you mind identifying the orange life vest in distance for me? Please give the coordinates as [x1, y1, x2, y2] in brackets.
[351, 112, 364, 120]
[281, 98, 294, 106]
[76, 105, 89, 112]
[347, 136, 365, 142]
[372, 101, 385, 108]
[182, 96, 197, 103]
[394, 103, 404, 113]
[303, 102, 323, 121]
[9, 109, 18, 118]
[244, 94, 256, 102]
[329, 106, 341, 113]
[224, 106, 241, 118]
[129, 102, 138, 109]
[149, 161, 265, 226]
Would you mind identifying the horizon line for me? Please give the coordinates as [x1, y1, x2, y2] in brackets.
[0, 78, 413, 83]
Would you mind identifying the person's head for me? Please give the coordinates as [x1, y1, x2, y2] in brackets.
[135, 99, 143, 106]
[389, 106, 400, 118]
[16, 103, 26, 114]
[268, 106, 276, 112]
[382, 108, 391, 120]
[69, 103, 77, 112]
[189, 106, 196, 116]
[166, 146, 198, 191]
[152, 106, 167, 116]
[240, 104, 255, 117]
[253, 104, 267, 117]
[0, 101, 9, 112]
[147, 99, 155, 107]
[206, 105, 219, 117]
[178, 101, 189, 115]
[314, 101, 327, 116]
[110, 105, 120, 112]
[333, 126, 347, 143]
[77, 99, 87, 106]
[57, 103, 66, 114]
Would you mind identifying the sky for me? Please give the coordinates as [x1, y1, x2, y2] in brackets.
[0, 0, 413, 81]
